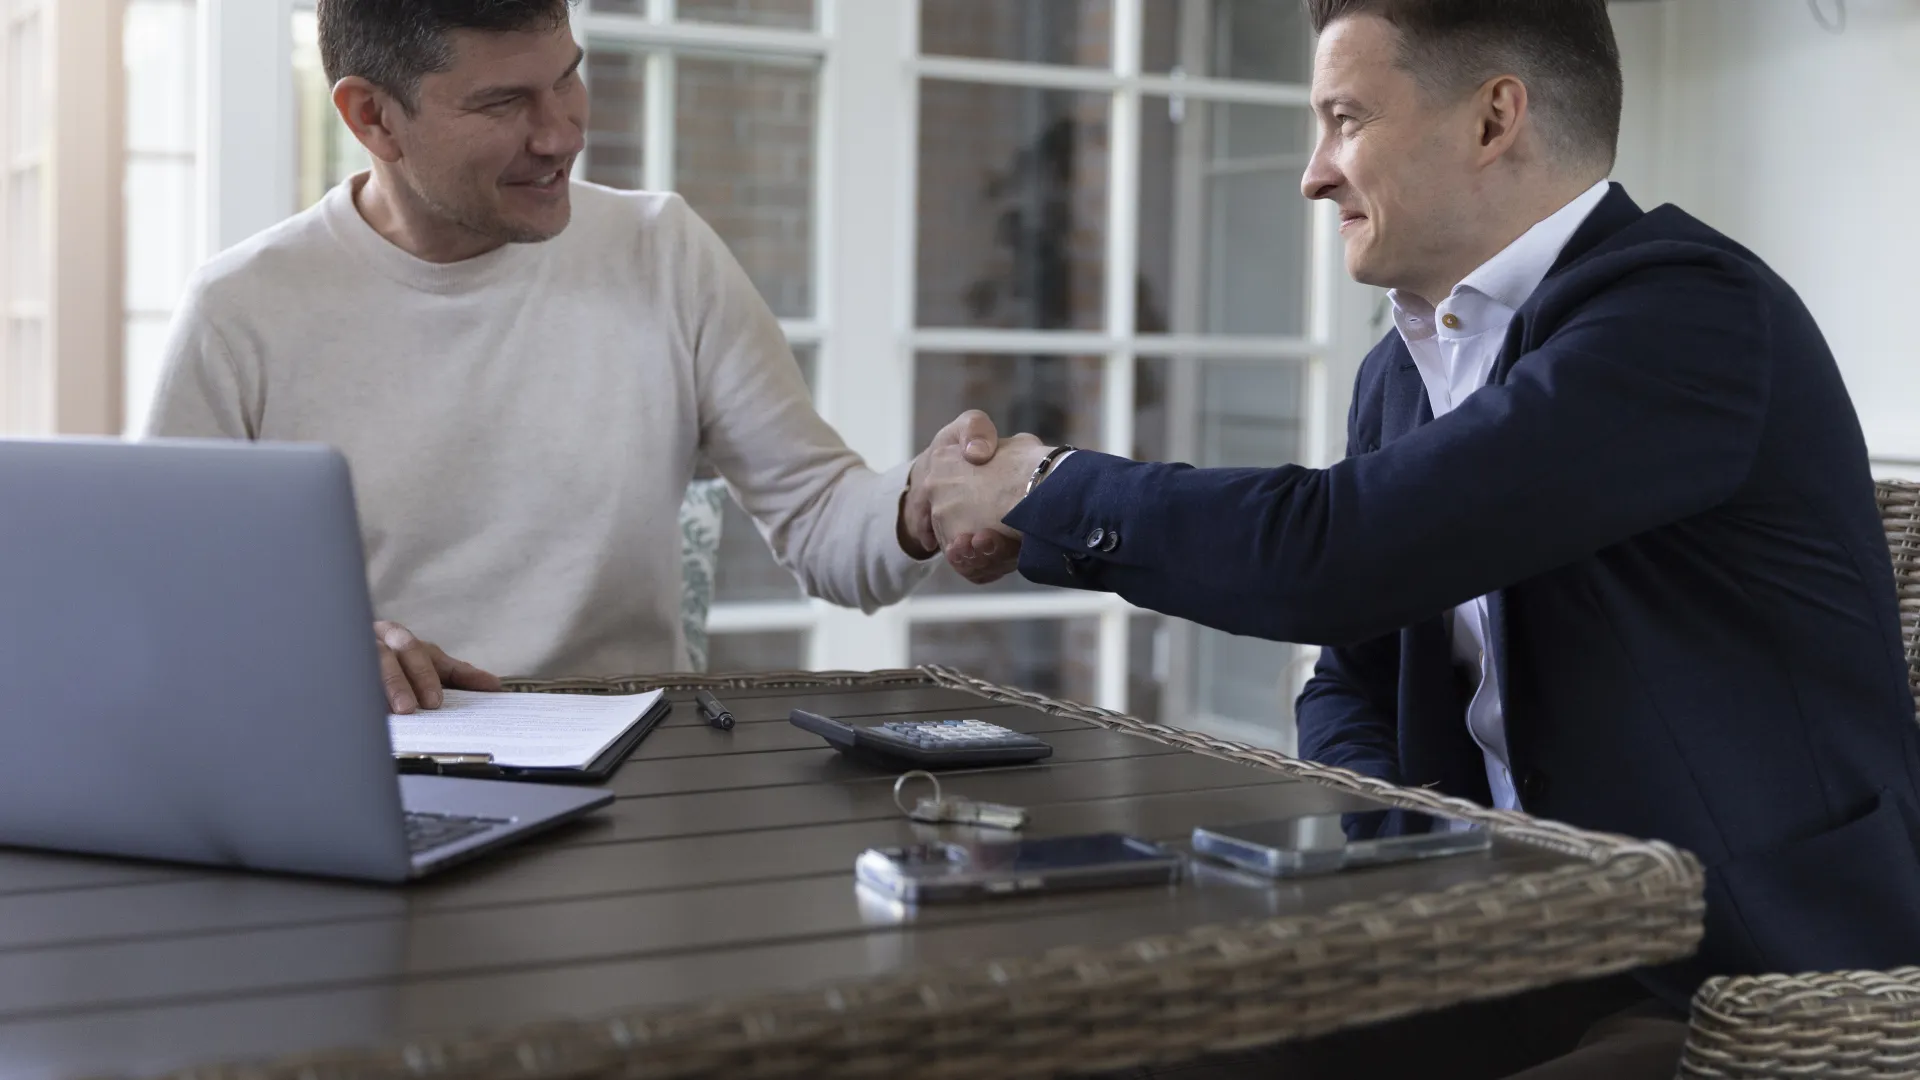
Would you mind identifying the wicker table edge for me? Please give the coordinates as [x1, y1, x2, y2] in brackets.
[138, 667, 1706, 1080]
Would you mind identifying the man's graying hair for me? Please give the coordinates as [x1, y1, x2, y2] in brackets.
[318, 0, 574, 112]
[1305, 0, 1623, 171]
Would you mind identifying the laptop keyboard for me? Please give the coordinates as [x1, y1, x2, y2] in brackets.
[404, 811, 509, 855]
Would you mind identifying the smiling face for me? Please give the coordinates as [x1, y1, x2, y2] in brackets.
[1300, 15, 1487, 302]
[383, 20, 588, 248]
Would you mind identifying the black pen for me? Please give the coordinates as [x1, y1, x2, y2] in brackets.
[695, 690, 736, 731]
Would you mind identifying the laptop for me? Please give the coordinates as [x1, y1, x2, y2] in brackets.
[0, 438, 613, 882]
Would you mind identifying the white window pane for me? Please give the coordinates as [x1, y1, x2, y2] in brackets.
[585, 46, 818, 319]
[590, 0, 815, 29]
[1134, 356, 1304, 747]
[1134, 356, 1303, 471]
[9, 12, 44, 156]
[583, 44, 646, 191]
[8, 165, 43, 307]
[124, 0, 198, 154]
[123, 315, 175, 435]
[4, 318, 47, 435]
[917, 82, 1109, 331]
[1128, 615, 1166, 724]
[676, 0, 814, 30]
[910, 618, 1100, 705]
[921, 0, 1112, 68]
[675, 54, 817, 320]
[1143, 0, 1314, 85]
[708, 631, 807, 673]
[1138, 98, 1313, 335]
[1180, 615, 1298, 747]
[1205, 170, 1310, 335]
[125, 159, 198, 312]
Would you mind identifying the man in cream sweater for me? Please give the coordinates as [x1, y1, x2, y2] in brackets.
[145, 0, 1006, 712]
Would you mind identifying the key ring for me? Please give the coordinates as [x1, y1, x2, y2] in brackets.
[892, 770, 942, 817]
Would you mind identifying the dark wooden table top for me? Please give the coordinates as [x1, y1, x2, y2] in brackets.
[0, 681, 1607, 1079]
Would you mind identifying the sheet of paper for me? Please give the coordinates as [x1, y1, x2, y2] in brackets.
[388, 689, 664, 769]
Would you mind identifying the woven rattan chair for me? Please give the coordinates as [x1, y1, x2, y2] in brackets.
[1676, 480, 1920, 1078]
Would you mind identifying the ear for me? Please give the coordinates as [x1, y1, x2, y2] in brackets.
[1473, 74, 1529, 167]
[332, 76, 405, 164]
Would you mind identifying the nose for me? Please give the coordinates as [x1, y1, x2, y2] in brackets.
[1301, 133, 1341, 202]
[528, 91, 586, 160]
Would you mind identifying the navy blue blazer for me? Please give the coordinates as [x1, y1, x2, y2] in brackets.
[1004, 185, 1920, 1003]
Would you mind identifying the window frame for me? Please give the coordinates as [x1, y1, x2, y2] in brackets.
[210, 0, 1380, 734]
[2, 0, 125, 438]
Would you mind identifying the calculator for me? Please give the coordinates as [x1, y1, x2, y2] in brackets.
[788, 710, 1054, 769]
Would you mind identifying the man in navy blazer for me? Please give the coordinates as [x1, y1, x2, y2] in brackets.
[922, 1, 1920, 1076]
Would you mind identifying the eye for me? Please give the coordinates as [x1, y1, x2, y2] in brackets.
[1333, 113, 1358, 133]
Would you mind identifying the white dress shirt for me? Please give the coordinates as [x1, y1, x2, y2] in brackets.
[1386, 179, 1611, 810]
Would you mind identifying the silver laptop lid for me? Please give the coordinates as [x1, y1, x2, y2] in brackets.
[0, 438, 413, 881]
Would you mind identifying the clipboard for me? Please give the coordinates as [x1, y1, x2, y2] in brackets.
[394, 696, 671, 783]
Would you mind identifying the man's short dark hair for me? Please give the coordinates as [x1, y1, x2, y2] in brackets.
[1305, 0, 1623, 170]
[318, 0, 573, 112]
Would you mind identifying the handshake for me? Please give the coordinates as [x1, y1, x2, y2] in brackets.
[900, 410, 1063, 586]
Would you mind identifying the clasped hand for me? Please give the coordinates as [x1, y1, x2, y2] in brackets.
[902, 410, 1052, 585]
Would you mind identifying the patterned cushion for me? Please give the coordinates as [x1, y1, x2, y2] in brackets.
[679, 479, 728, 672]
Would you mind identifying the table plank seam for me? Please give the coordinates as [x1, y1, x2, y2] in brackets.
[601, 745, 1195, 803]
[0, 856, 1599, 1029]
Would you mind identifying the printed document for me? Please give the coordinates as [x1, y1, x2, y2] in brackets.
[388, 689, 665, 769]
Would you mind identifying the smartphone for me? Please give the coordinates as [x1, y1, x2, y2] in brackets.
[855, 833, 1183, 903]
[1191, 811, 1490, 879]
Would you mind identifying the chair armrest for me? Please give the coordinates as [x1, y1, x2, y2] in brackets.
[1680, 967, 1920, 1078]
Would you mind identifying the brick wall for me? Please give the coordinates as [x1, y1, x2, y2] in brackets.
[583, 46, 646, 191]
[583, 50, 814, 320]
[674, 56, 816, 320]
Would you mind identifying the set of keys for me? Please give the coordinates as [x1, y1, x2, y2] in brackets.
[892, 770, 1028, 831]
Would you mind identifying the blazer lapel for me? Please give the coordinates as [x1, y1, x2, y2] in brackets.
[1380, 341, 1431, 443]
[1473, 186, 1647, 783]
[1378, 338, 1486, 806]
[1491, 183, 1648, 389]
[1398, 618, 1494, 805]
[1545, 183, 1644, 278]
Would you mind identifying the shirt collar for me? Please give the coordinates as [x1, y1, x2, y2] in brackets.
[1389, 179, 1612, 343]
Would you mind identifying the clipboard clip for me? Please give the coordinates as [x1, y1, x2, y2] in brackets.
[394, 752, 499, 776]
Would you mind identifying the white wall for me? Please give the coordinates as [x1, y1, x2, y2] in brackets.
[1608, 0, 1920, 470]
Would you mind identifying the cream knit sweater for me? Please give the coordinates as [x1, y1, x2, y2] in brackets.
[144, 176, 930, 677]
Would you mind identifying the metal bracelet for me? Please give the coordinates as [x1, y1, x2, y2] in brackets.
[1025, 445, 1077, 497]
